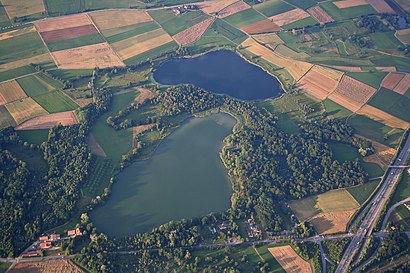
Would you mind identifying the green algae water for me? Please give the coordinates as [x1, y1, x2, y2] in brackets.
[91, 113, 235, 236]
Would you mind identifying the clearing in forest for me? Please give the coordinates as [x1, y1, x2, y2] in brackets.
[308, 6, 334, 23]
[268, 245, 313, 273]
[5, 97, 48, 125]
[309, 209, 357, 234]
[173, 17, 214, 46]
[334, 0, 368, 8]
[8, 260, 84, 273]
[88, 133, 107, 157]
[1, 0, 45, 19]
[218, 1, 251, 18]
[357, 104, 409, 129]
[381, 72, 410, 95]
[268, 9, 310, 27]
[89, 9, 153, 30]
[15, 111, 78, 130]
[0, 80, 27, 104]
[51, 42, 125, 69]
[198, 0, 239, 14]
[288, 188, 359, 222]
[241, 19, 281, 35]
[297, 65, 343, 100]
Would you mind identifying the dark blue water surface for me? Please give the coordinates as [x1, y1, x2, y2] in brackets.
[153, 50, 283, 101]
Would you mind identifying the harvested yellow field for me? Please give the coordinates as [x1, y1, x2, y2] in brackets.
[135, 87, 156, 104]
[376, 66, 397, 72]
[310, 209, 357, 235]
[241, 38, 313, 81]
[332, 65, 363, 72]
[297, 65, 342, 100]
[52, 42, 125, 69]
[2, 0, 45, 19]
[112, 29, 173, 60]
[35, 13, 92, 32]
[0, 26, 36, 41]
[274, 44, 310, 59]
[199, 0, 239, 14]
[173, 17, 214, 46]
[268, 246, 313, 273]
[5, 97, 48, 125]
[396, 28, 410, 44]
[89, 10, 152, 30]
[269, 8, 310, 27]
[334, 0, 368, 8]
[0, 53, 54, 72]
[218, 0, 251, 18]
[328, 91, 363, 112]
[357, 104, 409, 129]
[0, 80, 27, 104]
[9, 259, 84, 273]
[253, 33, 284, 44]
[16, 111, 78, 130]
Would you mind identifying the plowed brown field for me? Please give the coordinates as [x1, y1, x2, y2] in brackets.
[241, 19, 281, 34]
[9, 260, 84, 273]
[332, 75, 377, 105]
[269, 9, 310, 27]
[173, 18, 214, 46]
[334, 0, 368, 8]
[89, 10, 153, 30]
[0, 80, 27, 104]
[381, 73, 410, 95]
[308, 6, 334, 23]
[368, 0, 395, 13]
[52, 42, 125, 69]
[35, 14, 92, 32]
[297, 66, 342, 100]
[218, 0, 251, 18]
[41, 25, 99, 42]
[15, 111, 78, 130]
[268, 246, 313, 273]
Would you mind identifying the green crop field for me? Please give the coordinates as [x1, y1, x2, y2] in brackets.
[0, 32, 48, 64]
[224, 8, 266, 28]
[347, 179, 380, 204]
[390, 205, 410, 230]
[47, 69, 93, 81]
[46, 33, 105, 52]
[85, 0, 145, 10]
[0, 66, 37, 82]
[16, 74, 54, 97]
[369, 31, 403, 51]
[336, 40, 348, 55]
[253, 0, 294, 17]
[17, 129, 49, 145]
[105, 22, 160, 44]
[285, 0, 318, 9]
[124, 41, 178, 66]
[0, 262, 10, 273]
[306, 56, 374, 66]
[329, 142, 360, 162]
[149, 10, 208, 35]
[0, 105, 16, 128]
[368, 88, 410, 122]
[323, 99, 353, 119]
[44, 0, 85, 16]
[0, 4, 10, 27]
[282, 16, 318, 30]
[346, 71, 388, 89]
[320, 2, 376, 21]
[371, 54, 410, 70]
[208, 19, 247, 45]
[32, 91, 78, 113]
[289, 188, 360, 221]
[348, 114, 403, 148]
[83, 156, 114, 197]
[390, 172, 410, 205]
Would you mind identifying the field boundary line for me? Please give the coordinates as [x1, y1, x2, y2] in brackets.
[85, 13, 125, 65]
[33, 23, 59, 69]
[0, 71, 41, 83]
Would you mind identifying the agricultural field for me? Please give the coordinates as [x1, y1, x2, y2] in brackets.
[104, 22, 160, 44]
[0, 66, 37, 83]
[217, 1, 251, 18]
[390, 172, 410, 205]
[241, 19, 281, 34]
[389, 205, 410, 230]
[368, 88, 410, 122]
[123, 41, 178, 66]
[208, 18, 247, 45]
[43, 0, 85, 16]
[173, 17, 214, 46]
[224, 8, 266, 28]
[268, 246, 312, 273]
[269, 8, 311, 27]
[369, 31, 403, 51]
[323, 99, 353, 119]
[32, 91, 79, 113]
[16, 111, 78, 130]
[396, 28, 410, 45]
[1, 0, 45, 20]
[394, 0, 410, 12]
[89, 9, 152, 31]
[16, 74, 57, 97]
[16, 129, 49, 145]
[0, 4, 10, 28]
[345, 71, 387, 89]
[8, 260, 84, 273]
[310, 210, 357, 234]
[320, 1, 376, 21]
[0, 105, 16, 128]
[253, 0, 294, 17]
[357, 104, 409, 130]
[198, 0, 238, 14]
[308, 6, 334, 24]
[4, 97, 48, 125]
[346, 179, 380, 205]
[381, 73, 410, 95]
[0, 80, 27, 104]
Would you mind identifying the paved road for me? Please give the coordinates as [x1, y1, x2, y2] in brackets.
[381, 196, 410, 230]
[335, 134, 410, 273]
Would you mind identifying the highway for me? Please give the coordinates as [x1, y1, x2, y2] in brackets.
[335, 134, 410, 273]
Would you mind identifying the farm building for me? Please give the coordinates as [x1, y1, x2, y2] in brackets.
[50, 234, 60, 241]
[39, 235, 48, 242]
[40, 241, 52, 249]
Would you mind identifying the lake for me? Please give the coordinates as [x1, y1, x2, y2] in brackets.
[90, 113, 235, 236]
[153, 50, 283, 101]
